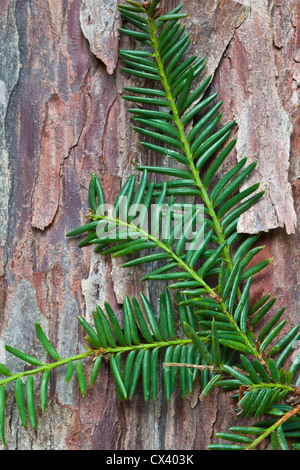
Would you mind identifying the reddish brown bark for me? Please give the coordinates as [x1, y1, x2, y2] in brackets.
[0, 0, 299, 450]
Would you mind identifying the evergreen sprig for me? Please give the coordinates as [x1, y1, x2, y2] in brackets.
[1, 0, 300, 450]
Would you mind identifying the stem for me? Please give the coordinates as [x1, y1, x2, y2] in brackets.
[97, 214, 217, 296]
[245, 404, 300, 450]
[249, 383, 293, 392]
[0, 339, 193, 387]
[164, 362, 216, 371]
[142, 13, 259, 354]
[103, 338, 192, 354]
[94, 213, 258, 356]
[147, 16, 233, 272]
[0, 351, 93, 387]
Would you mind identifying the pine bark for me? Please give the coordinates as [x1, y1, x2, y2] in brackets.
[0, 0, 299, 450]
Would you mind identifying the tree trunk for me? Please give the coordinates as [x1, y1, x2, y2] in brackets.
[0, 0, 299, 450]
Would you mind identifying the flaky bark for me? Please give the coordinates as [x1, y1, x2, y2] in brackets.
[0, 0, 299, 450]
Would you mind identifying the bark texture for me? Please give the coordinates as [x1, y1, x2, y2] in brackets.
[0, 0, 299, 450]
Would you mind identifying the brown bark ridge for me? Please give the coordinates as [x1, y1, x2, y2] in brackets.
[0, 0, 299, 450]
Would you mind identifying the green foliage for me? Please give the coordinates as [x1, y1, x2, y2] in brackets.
[0, 0, 299, 450]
